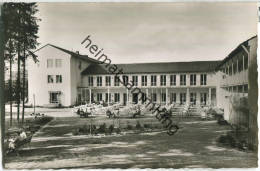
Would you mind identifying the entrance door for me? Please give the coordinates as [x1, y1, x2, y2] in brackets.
[123, 93, 127, 105]
[132, 93, 138, 104]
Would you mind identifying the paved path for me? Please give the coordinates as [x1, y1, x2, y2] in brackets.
[4, 117, 258, 169]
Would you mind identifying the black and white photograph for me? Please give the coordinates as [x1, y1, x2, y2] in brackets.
[0, 1, 258, 169]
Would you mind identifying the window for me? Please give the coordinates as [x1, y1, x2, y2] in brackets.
[233, 60, 237, 74]
[243, 84, 248, 93]
[244, 54, 248, 70]
[56, 75, 62, 83]
[180, 75, 186, 86]
[190, 93, 196, 105]
[122, 76, 129, 86]
[132, 76, 138, 86]
[47, 59, 53, 68]
[141, 76, 147, 86]
[114, 93, 120, 102]
[47, 75, 54, 83]
[190, 74, 196, 86]
[114, 76, 120, 86]
[170, 93, 176, 103]
[200, 74, 207, 85]
[151, 75, 157, 86]
[238, 57, 243, 72]
[49, 92, 60, 103]
[88, 76, 93, 86]
[180, 93, 186, 105]
[106, 76, 111, 86]
[55, 59, 62, 68]
[170, 75, 176, 86]
[161, 93, 166, 103]
[160, 75, 166, 86]
[97, 93, 102, 102]
[97, 76, 102, 86]
[152, 93, 157, 103]
[105, 93, 111, 103]
[200, 93, 207, 105]
[228, 65, 232, 76]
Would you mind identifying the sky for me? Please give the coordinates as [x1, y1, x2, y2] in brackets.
[37, 2, 258, 64]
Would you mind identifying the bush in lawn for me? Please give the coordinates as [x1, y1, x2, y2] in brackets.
[98, 123, 107, 134]
[72, 129, 80, 135]
[136, 121, 142, 130]
[108, 125, 114, 134]
[126, 124, 133, 130]
[143, 123, 151, 129]
[34, 116, 53, 126]
[115, 127, 121, 134]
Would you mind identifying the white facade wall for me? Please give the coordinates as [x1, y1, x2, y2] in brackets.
[28, 45, 72, 106]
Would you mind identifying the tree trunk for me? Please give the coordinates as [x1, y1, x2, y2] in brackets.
[22, 48, 25, 123]
[9, 51, 12, 126]
[17, 45, 20, 122]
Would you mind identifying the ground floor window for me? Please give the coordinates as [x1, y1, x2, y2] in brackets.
[49, 92, 60, 103]
[180, 93, 186, 105]
[200, 93, 207, 105]
[152, 93, 157, 103]
[141, 93, 147, 103]
[243, 84, 248, 93]
[114, 93, 120, 102]
[105, 93, 111, 103]
[170, 93, 176, 103]
[97, 93, 102, 102]
[161, 93, 166, 103]
[190, 93, 196, 105]
[91, 93, 94, 103]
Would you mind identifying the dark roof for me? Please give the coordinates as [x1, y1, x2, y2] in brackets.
[35, 44, 101, 64]
[215, 35, 257, 70]
[81, 60, 221, 75]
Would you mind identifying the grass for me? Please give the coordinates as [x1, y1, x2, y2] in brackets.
[4, 116, 258, 169]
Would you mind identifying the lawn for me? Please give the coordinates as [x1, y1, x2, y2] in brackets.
[4, 116, 258, 169]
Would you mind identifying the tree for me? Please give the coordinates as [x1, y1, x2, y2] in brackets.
[3, 3, 40, 124]
[2, 3, 19, 126]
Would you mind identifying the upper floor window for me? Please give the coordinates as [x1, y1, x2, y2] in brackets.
[244, 54, 248, 70]
[47, 75, 54, 83]
[180, 74, 186, 86]
[200, 74, 207, 85]
[141, 75, 147, 86]
[233, 61, 237, 74]
[47, 59, 53, 68]
[151, 75, 157, 86]
[123, 76, 129, 86]
[78, 61, 82, 70]
[114, 76, 120, 86]
[132, 76, 138, 86]
[55, 59, 62, 68]
[56, 75, 62, 83]
[190, 74, 196, 86]
[160, 75, 166, 86]
[106, 76, 111, 86]
[97, 76, 102, 87]
[228, 65, 232, 76]
[170, 75, 176, 86]
[88, 76, 93, 86]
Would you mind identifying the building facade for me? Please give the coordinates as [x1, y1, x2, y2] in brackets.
[28, 36, 256, 114]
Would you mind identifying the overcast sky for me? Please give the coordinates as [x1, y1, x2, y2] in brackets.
[37, 2, 257, 64]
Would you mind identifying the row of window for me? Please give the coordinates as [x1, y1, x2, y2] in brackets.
[88, 74, 207, 87]
[89, 92, 208, 105]
[222, 54, 248, 76]
[48, 75, 62, 83]
[47, 59, 62, 68]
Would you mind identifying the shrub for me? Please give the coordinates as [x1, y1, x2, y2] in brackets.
[98, 123, 107, 134]
[126, 124, 133, 130]
[144, 123, 151, 129]
[136, 121, 142, 130]
[72, 129, 79, 135]
[108, 125, 114, 134]
[115, 128, 121, 134]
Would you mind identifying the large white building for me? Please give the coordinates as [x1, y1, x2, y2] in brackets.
[28, 36, 256, 116]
